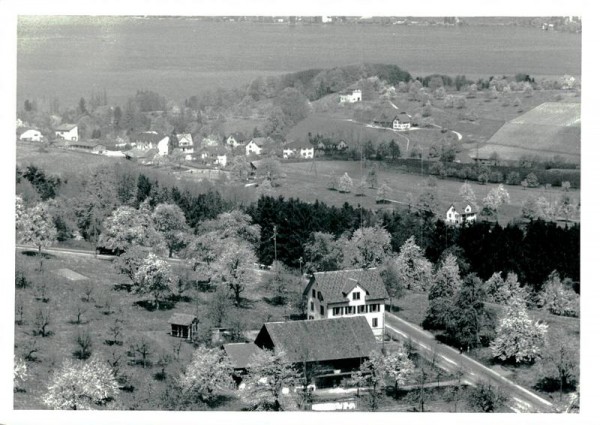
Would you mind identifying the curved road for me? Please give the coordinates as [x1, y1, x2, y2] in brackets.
[385, 312, 556, 413]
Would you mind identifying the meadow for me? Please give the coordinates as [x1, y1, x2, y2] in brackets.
[275, 160, 580, 225]
[17, 17, 581, 106]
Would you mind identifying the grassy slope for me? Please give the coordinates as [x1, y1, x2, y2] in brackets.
[13, 251, 296, 410]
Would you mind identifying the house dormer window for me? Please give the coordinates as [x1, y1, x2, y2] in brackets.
[352, 292, 360, 300]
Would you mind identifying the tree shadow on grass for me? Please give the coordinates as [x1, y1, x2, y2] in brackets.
[235, 297, 257, 309]
[20, 250, 55, 260]
[134, 299, 177, 311]
[262, 296, 287, 307]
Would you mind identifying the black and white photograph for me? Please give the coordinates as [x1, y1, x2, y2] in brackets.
[2, 1, 594, 423]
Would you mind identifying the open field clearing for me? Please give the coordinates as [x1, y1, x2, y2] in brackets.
[277, 160, 580, 225]
[16, 142, 126, 177]
[475, 102, 580, 163]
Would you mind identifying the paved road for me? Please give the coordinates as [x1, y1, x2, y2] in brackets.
[384, 312, 556, 413]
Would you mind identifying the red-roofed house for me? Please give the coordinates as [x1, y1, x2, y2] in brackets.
[302, 269, 389, 338]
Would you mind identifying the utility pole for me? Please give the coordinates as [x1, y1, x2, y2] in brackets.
[273, 225, 277, 265]
[299, 256, 303, 276]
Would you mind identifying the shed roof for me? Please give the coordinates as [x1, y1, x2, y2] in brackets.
[223, 342, 262, 369]
[256, 316, 377, 363]
[168, 313, 198, 326]
[304, 269, 389, 303]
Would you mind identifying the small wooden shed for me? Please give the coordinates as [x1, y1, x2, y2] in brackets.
[168, 313, 199, 340]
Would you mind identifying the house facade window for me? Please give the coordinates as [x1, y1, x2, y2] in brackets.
[312, 289, 316, 297]
[333, 307, 341, 316]
[358, 305, 366, 314]
[320, 305, 324, 315]
[352, 292, 360, 300]
[310, 302, 314, 312]
[372, 318, 378, 328]
[368, 304, 380, 313]
[345, 306, 356, 315]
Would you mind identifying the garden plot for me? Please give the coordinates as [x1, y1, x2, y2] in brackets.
[52, 268, 89, 281]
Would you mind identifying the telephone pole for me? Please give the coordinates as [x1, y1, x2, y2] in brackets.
[273, 225, 277, 265]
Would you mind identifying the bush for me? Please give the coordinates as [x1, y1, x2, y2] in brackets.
[506, 171, 521, 185]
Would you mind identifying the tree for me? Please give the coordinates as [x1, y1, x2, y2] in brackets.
[231, 155, 251, 181]
[524, 172, 540, 188]
[74, 330, 93, 360]
[33, 307, 52, 337]
[537, 330, 579, 398]
[538, 271, 579, 317]
[256, 156, 284, 186]
[132, 253, 176, 309]
[482, 184, 510, 220]
[131, 336, 153, 368]
[467, 381, 508, 412]
[16, 202, 57, 270]
[177, 346, 234, 404]
[485, 272, 524, 305]
[42, 356, 119, 410]
[257, 179, 276, 198]
[342, 226, 391, 269]
[151, 203, 190, 257]
[99, 205, 163, 254]
[389, 140, 401, 159]
[241, 349, 300, 411]
[338, 172, 353, 193]
[303, 232, 344, 272]
[429, 254, 462, 300]
[349, 350, 387, 411]
[490, 296, 548, 363]
[113, 245, 149, 281]
[356, 178, 368, 196]
[366, 167, 378, 189]
[213, 241, 257, 307]
[384, 348, 416, 397]
[327, 172, 337, 190]
[264, 261, 297, 305]
[459, 181, 478, 211]
[393, 236, 433, 293]
[376, 183, 391, 203]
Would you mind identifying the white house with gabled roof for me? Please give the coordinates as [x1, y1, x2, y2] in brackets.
[302, 268, 388, 338]
[445, 203, 477, 225]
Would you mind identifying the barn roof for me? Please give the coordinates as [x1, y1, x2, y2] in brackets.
[168, 313, 198, 326]
[222, 342, 262, 369]
[131, 131, 166, 145]
[304, 269, 389, 303]
[256, 316, 377, 363]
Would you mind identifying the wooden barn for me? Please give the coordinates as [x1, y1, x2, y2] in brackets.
[168, 313, 199, 340]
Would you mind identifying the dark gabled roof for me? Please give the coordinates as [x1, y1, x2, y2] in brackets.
[176, 133, 193, 145]
[168, 313, 198, 326]
[249, 137, 273, 147]
[284, 139, 313, 149]
[55, 123, 77, 131]
[223, 342, 262, 369]
[69, 141, 99, 148]
[256, 316, 377, 363]
[394, 113, 411, 123]
[448, 203, 478, 214]
[306, 269, 388, 303]
[131, 131, 166, 145]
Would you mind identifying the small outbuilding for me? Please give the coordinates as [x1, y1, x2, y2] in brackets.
[168, 313, 199, 340]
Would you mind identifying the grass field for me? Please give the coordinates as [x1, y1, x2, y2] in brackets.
[476, 102, 581, 163]
[16, 142, 128, 177]
[275, 160, 580, 225]
[13, 250, 297, 410]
